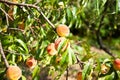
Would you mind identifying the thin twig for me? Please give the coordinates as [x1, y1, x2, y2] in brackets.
[36, 7, 55, 29]
[76, 55, 83, 70]
[30, 26, 36, 38]
[8, 28, 24, 32]
[4, 49, 29, 56]
[0, 0, 55, 29]
[0, 41, 9, 68]
[26, 7, 42, 25]
[0, 7, 13, 22]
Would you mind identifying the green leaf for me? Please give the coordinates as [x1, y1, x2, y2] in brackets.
[67, 46, 74, 65]
[68, 48, 72, 65]
[82, 59, 93, 80]
[57, 38, 67, 53]
[66, 8, 73, 22]
[21, 75, 26, 80]
[102, 72, 114, 80]
[0, 68, 6, 79]
[32, 65, 40, 79]
[59, 50, 68, 66]
[71, 50, 77, 64]
[1, 35, 13, 46]
[15, 39, 28, 54]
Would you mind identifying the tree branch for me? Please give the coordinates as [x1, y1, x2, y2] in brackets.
[66, 66, 69, 80]
[76, 55, 83, 70]
[0, 7, 13, 25]
[0, 41, 9, 68]
[96, 0, 115, 58]
[0, 0, 55, 29]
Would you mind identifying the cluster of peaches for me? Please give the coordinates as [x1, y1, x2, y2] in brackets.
[5, 24, 70, 80]
[6, 57, 37, 80]
[5, 24, 120, 80]
[47, 24, 70, 62]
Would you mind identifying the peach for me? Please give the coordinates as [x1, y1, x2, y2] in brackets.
[56, 24, 70, 37]
[77, 72, 82, 80]
[26, 57, 37, 69]
[47, 43, 57, 56]
[55, 37, 70, 51]
[113, 58, 120, 71]
[6, 66, 22, 80]
[101, 64, 110, 74]
[55, 37, 65, 49]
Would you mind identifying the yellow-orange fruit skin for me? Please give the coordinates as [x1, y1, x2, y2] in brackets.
[77, 72, 82, 80]
[26, 57, 37, 69]
[47, 43, 57, 56]
[6, 66, 22, 80]
[56, 24, 70, 37]
[113, 58, 120, 71]
[101, 64, 110, 74]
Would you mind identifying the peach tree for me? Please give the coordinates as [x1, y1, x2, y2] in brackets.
[0, 0, 120, 80]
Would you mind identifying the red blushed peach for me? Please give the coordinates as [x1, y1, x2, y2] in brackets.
[47, 43, 57, 56]
[113, 58, 120, 71]
[55, 37, 70, 51]
[56, 24, 70, 37]
[26, 57, 37, 69]
[6, 66, 22, 80]
[55, 37, 65, 49]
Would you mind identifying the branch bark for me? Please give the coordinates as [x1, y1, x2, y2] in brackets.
[0, 41, 9, 68]
[66, 66, 69, 80]
[0, 7, 13, 26]
[0, 0, 55, 29]
[96, 0, 115, 58]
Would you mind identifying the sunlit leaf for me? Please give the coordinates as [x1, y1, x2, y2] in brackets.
[22, 75, 26, 80]
[32, 65, 40, 79]
[15, 39, 29, 54]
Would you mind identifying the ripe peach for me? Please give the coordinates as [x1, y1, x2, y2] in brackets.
[77, 72, 82, 80]
[56, 24, 70, 37]
[113, 58, 120, 71]
[6, 66, 22, 80]
[55, 37, 70, 51]
[26, 57, 37, 69]
[47, 43, 57, 56]
[101, 64, 110, 74]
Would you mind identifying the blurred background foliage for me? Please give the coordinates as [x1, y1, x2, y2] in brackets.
[0, 0, 120, 80]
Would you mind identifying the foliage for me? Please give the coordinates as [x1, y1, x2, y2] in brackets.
[0, 0, 120, 80]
